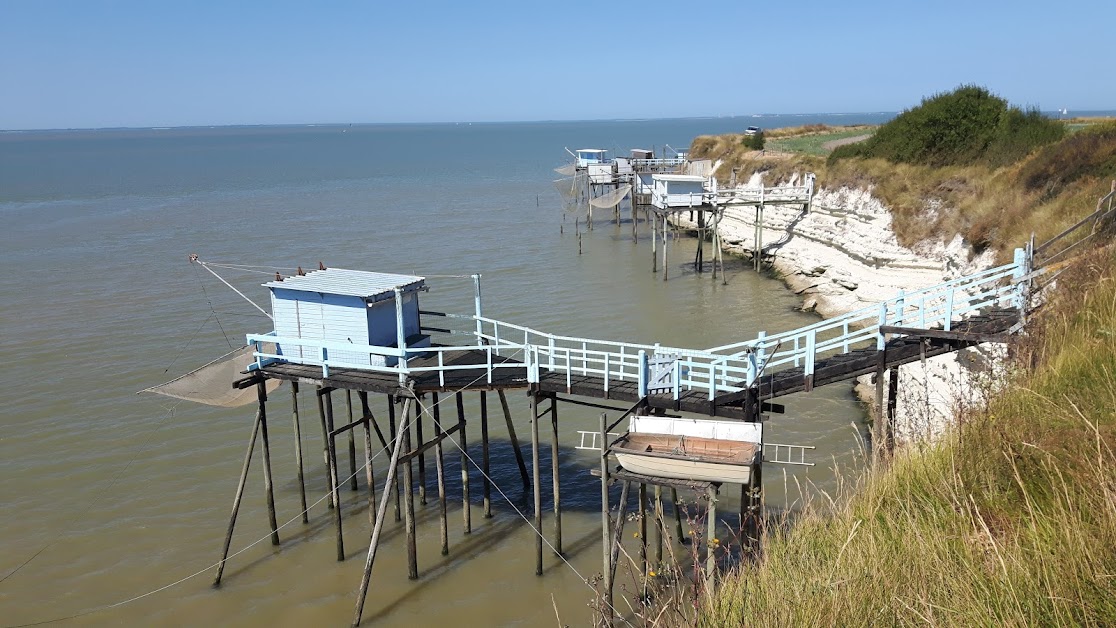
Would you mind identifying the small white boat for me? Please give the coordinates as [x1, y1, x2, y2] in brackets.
[612, 415, 761, 484]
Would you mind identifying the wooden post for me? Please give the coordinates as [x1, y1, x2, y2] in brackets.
[639, 482, 648, 576]
[213, 406, 262, 587]
[530, 391, 543, 575]
[388, 397, 400, 522]
[653, 485, 663, 566]
[433, 393, 449, 556]
[609, 481, 631, 586]
[324, 391, 344, 561]
[497, 390, 531, 491]
[651, 211, 658, 273]
[359, 392, 376, 526]
[291, 382, 308, 524]
[403, 398, 418, 579]
[550, 394, 562, 554]
[258, 383, 280, 547]
[456, 392, 471, 534]
[671, 487, 685, 546]
[705, 485, 718, 582]
[347, 391, 358, 492]
[662, 214, 669, 281]
[317, 388, 334, 509]
[599, 412, 612, 628]
[887, 366, 899, 457]
[481, 391, 492, 518]
[352, 397, 413, 627]
[415, 392, 427, 505]
[873, 346, 888, 464]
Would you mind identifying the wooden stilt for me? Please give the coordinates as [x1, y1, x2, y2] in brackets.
[291, 382, 308, 524]
[416, 392, 427, 505]
[887, 366, 899, 457]
[873, 347, 887, 464]
[599, 412, 613, 628]
[671, 487, 685, 545]
[653, 485, 663, 566]
[530, 391, 543, 575]
[481, 391, 492, 518]
[456, 392, 471, 534]
[213, 406, 262, 587]
[705, 485, 718, 581]
[359, 392, 376, 526]
[403, 399, 418, 580]
[433, 393, 449, 556]
[347, 391, 358, 492]
[662, 215, 669, 281]
[651, 212, 658, 273]
[639, 482, 648, 575]
[317, 388, 334, 509]
[497, 390, 530, 491]
[550, 394, 562, 554]
[324, 391, 344, 561]
[352, 397, 413, 627]
[258, 383, 280, 547]
[388, 397, 400, 522]
[608, 480, 631, 586]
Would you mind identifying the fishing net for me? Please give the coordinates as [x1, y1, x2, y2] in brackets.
[553, 164, 576, 176]
[553, 174, 586, 200]
[588, 183, 632, 209]
[141, 344, 280, 407]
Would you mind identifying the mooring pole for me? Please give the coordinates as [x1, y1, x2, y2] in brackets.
[550, 393, 562, 554]
[705, 485, 718, 582]
[291, 382, 308, 524]
[324, 390, 344, 561]
[213, 406, 262, 587]
[481, 391, 492, 519]
[352, 397, 413, 627]
[456, 392, 471, 534]
[497, 390, 531, 490]
[258, 382, 280, 547]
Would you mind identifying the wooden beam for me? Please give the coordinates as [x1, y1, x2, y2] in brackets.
[879, 325, 1013, 344]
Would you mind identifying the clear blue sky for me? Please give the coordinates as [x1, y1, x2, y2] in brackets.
[1, 0, 1112, 130]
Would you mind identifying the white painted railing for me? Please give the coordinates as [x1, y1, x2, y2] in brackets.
[246, 249, 1029, 402]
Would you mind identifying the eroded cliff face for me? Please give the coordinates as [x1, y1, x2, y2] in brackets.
[674, 171, 1005, 442]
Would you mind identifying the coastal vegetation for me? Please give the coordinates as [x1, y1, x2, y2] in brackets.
[690, 87, 1116, 260]
[699, 247, 1116, 626]
[685, 86, 1116, 626]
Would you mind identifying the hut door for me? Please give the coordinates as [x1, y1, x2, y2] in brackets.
[294, 293, 325, 360]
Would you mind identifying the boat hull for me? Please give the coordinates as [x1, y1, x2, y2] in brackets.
[615, 451, 754, 484]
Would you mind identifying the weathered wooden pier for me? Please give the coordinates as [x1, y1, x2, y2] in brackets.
[189, 239, 1033, 625]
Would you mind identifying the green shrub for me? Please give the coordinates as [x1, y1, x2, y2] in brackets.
[830, 85, 1064, 168]
[1018, 121, 1116, 199]
[741, 130, 766, 151]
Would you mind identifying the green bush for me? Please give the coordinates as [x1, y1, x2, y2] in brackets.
[830, 85, 1064, 167]
[741, 130, 766, 151]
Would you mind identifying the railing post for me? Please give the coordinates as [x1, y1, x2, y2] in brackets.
[322, 346, 329, 378]
[394, 287, 407, 385]
[804, 329, 816, 391]
[472, 274, 483, 343]
[877, 302, 887, 350]
[944, 288, 955, 331]
[1012, 247, 1027, 310]
[709, 361, 718, 400]
[896, 289, 906, 326]
[549, 337, 555, 371]
[638, 350, 648, 397]
[603, 352, 610, 394]
[524, 346, 534, 384]
[756, 331, 766, 369]
[673, 357, 681, 401]
[918, 295, 926, 329]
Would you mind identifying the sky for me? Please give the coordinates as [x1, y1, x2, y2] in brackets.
[1, 0, 1113, 130]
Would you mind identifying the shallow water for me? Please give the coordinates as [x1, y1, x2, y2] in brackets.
[0, 116, 888, 626]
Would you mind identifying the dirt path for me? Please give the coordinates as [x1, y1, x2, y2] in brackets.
[822, 134, 872, 151]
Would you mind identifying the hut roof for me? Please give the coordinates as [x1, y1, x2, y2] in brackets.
[264, 269, 425, 302]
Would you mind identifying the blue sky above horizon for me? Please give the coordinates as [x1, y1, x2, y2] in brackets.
[1, 0, 1113, 130]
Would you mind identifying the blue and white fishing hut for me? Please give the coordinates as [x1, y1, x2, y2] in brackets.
[651, 174, 710, 209]
[575, 149, 608, 168]
[262, 269, 431, 367]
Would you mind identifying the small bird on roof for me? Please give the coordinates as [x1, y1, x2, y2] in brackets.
[275, 272, 283, 281]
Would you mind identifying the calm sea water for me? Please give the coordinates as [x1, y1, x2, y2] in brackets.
[0, 114, 891, 626]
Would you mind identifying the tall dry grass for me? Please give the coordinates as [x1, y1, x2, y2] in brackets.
[698, 249, 1116, 627]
